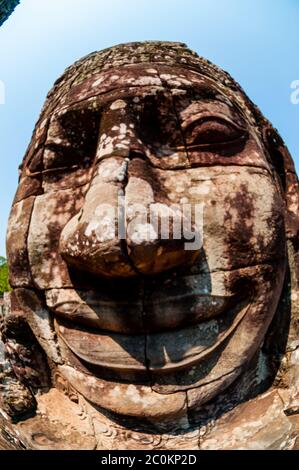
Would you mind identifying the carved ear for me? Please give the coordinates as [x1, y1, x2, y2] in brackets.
[263, 125, 299, 247]
[261, 125, 299, 368]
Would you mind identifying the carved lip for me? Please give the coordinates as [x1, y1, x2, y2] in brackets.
[55, 297, 250, 375]
[46, 273, 240, 334]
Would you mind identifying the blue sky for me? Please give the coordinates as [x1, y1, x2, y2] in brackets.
[0, 0, 298, 256]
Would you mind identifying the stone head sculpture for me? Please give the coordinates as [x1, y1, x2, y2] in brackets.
[1, 42, 299, 450]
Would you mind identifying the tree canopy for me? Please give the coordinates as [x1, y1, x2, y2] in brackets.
[0, 0, 20, 27]
[0, 256, 11, 295]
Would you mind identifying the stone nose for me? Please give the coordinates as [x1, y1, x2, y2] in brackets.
[60, 156, 201, 279]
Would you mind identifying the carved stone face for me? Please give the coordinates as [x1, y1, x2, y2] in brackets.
[6, 43, 296, 425]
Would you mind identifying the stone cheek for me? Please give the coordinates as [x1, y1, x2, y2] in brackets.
[13, 174, 43, 204]
[6, 196, 35, 287]
[13, 288, 61, 365]
[158, 165, 285, 271]
[27, 186, 88, 289]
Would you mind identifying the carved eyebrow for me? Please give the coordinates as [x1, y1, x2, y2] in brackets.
[64, 82, 166, 110]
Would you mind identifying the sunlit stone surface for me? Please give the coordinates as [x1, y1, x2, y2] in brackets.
[1, 41, 298, 450]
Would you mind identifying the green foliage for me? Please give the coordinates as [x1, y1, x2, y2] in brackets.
[0, 256, 11, 295]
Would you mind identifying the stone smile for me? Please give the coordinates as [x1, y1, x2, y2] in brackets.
[54, 295, 250, 377]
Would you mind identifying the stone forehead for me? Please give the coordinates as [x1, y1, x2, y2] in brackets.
[58, 41, 224, 85]
[42, 41, 262, 128]
[47, 41, 245, 99]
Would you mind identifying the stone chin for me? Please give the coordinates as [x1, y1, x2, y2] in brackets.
[3, 42, 299, 447]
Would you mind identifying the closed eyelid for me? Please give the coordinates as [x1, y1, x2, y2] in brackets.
[181, 112, 247, 132]
[178, 112, 249, 153]
[25, 164, 81, 177]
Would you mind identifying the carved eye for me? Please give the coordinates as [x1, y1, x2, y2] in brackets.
[184, 117, 248, 149]
[43, 108, 100, 171]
